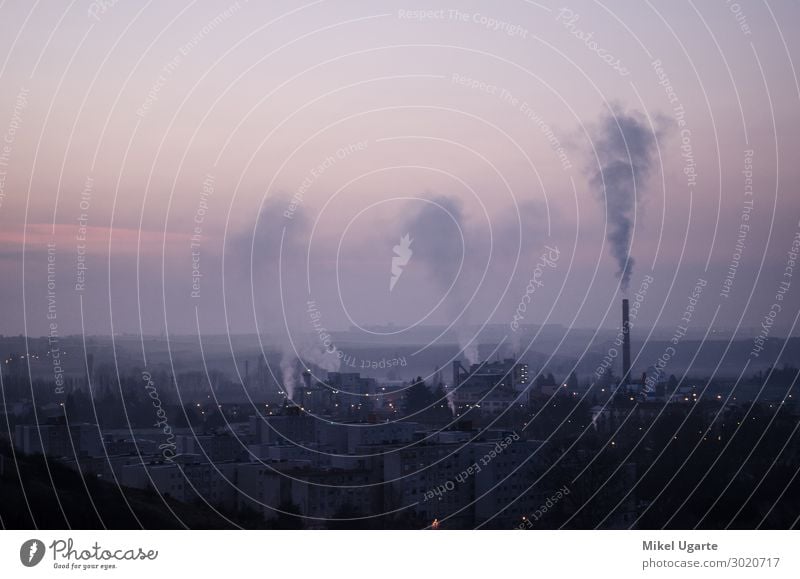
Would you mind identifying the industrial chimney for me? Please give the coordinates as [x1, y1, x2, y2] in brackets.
[622, 299, 631, 386]
[452, 360, 463, 390]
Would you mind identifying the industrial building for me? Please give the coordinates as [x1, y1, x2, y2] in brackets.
[449, 358, 529, 415]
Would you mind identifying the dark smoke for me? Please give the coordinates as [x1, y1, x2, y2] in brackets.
[588, 106, 661, 291]
[400, 195, 481, 363]
[232, 195, 310, 276]
[402, 194, 465, 289]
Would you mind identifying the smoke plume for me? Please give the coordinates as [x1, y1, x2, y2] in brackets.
[232, 195, 340, 401]
[588, 106, 661, 291]
[399, 195, 482, 364]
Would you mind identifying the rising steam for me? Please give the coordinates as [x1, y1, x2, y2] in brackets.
[233, 195, 340, 402]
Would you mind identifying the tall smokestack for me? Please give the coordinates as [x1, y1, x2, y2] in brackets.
[622, 299, 631, 386]
[452, 361, 461, 390]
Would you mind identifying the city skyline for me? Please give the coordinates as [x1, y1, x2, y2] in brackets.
[1, 0, 800, 543]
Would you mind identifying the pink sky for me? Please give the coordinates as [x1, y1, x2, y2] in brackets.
[0, 0, 798, 339]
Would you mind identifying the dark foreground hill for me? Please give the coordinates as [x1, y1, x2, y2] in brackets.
[0, 442, 233, 529]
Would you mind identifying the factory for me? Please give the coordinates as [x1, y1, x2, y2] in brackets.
[449, 358, 529, 415]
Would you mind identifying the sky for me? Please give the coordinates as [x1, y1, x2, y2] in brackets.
[0, 0, 798, 346]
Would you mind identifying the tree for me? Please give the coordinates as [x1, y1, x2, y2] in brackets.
[403, 377, 433, 414]
[666, 374, 678, 393]
[567, 371, 579, 391]
[430, 384, 453, 421]
[172, 403, 201, 428]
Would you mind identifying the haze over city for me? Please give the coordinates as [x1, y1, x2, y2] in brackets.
[1, 0, 799, 541]
[0, 1, 797, 342]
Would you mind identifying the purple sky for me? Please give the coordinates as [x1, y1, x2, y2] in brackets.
[0, 0, 798, 342]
